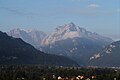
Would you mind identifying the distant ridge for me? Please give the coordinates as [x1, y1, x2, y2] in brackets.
[41, 22, 113, 65]
[7, 28, 47, 48]
[42, 22, 113, 45]
[0, 31, 79, 67]
[90, 40, 120, 67]
[6, 22, 113, 66]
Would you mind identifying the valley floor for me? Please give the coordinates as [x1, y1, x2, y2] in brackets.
[0, 65, 120, 80]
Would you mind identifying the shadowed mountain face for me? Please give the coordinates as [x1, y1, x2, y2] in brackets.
[41, 22, 113, 65]
[0, 31, 79, 67]
[6, 22, 113, 66]
[89, 41, 120, 67]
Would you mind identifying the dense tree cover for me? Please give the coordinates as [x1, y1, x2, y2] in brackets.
[0, 65, 120, 80]
[0, 31, 78, 66]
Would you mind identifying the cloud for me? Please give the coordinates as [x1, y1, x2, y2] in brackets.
[0, 6, 27, 15]
[0, 6, 38, 17]
[117, 9, 120, 12]
[88, 4, 100, 8]
[71, 0, 90, 1]
[71, 0, 82, 1]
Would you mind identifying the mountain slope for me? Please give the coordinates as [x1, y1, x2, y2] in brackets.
[90, 41, 120, 67]
[42, 22, 112, 45]
[41, 22, 113, 65]
[0, 31, 79, 67]
[7, 28, 47, 48]
[6, 23, 113, 66]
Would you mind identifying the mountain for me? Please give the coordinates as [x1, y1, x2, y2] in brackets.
[6, 23, 113, 66]
[0, 31, 79, 67]
[89, 40, 120, 67]
[7, 28, 47, 48]
[42, 22, 112, 45]
[41, 22, 113, 65]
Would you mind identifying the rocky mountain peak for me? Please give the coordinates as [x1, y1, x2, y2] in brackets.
[56, 22, 79, 32]
[42, 22, 113, 45]
[7, 28, 47, 47]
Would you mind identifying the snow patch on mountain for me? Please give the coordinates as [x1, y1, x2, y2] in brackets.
[90, 41, 118, 60]
[90, 53, 101, 60]
[42, 22, 113, 46]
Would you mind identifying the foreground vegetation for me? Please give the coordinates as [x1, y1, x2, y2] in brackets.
[0, 65, 120, 80]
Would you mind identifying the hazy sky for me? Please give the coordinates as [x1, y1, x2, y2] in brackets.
[0, 0, 120, 40]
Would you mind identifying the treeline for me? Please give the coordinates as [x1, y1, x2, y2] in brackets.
[0, 65, 120, 80]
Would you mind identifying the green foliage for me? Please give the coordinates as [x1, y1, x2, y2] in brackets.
[0, 31, 78, 67]
[0, 65, 120, 80]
